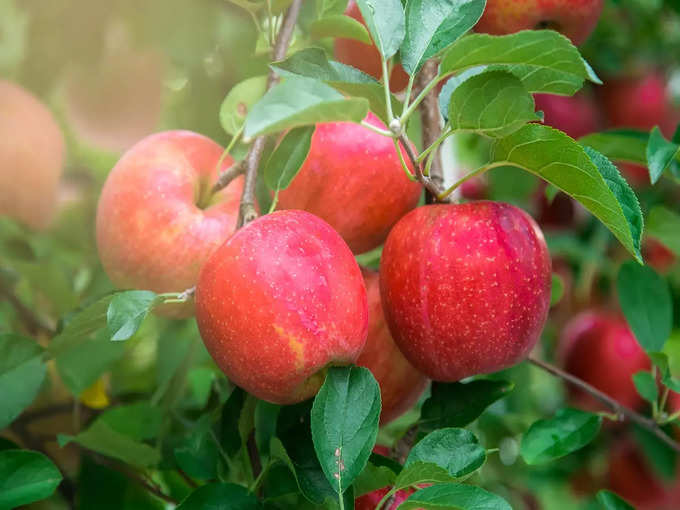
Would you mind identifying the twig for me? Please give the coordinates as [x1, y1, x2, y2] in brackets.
[391, 424, 419, 465]
[212, 160, 245, 194]
[247, 431, 263, 479]
[177, 468, 199, 489]
[398, 134, 444, 198]
[528, 355, 680, 453]
[0, 281, 55, 336]
[417, 61, 444, 204]
[236, 0, 303, 229]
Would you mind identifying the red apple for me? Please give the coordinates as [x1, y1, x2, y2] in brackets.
[558, 311, 650, 411]
[380, 202, 551, 381]
[195, 210, 368, 405]
[608, 439, 679, 510]
[460, 175, 488, 200]
[642, 237, 676, 274]
[0, 80, 65, 230]
[63, 49, 164, 153]
[601, 72, 680, 137]
[356, 486, 414, 510]
[96, 130, 242, 317]
[534, 92, 600, 139]
[333, 0, 410, 92]
[277, 113, 421, 254]
[475, 0, 604, 46]
[357, 269, 429, 424]
[619, 162, 651, 188]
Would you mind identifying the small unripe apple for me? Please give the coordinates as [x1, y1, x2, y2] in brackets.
[357, 269, 429, 424]
[334, 0, 410, 92]
[0, 80, 65, 230]
[96, 130, 242, 317]
[558, 311, 650, 411]
[475, 0, 604, 46]
[195, 210, 368, 405]
[380, 202, 551, 381]
[277, 113, 421, 254]
[534, 92, 600, 139]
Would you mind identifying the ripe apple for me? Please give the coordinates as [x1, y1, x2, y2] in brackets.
[333, 0, 410, 92]
[0, 80, 65, 230]
[380, 202, 552, 381]
[63, 49, 164, 153]
[277, 113, 421, 254]
[558, 311, 650, 411]
[357, 269, 429, 424]
[618, 162, 651, 188]
[356, 486, 414, 510]
[608, 439, 679, 510]
[194, 210, 368, 405]
[600, 72, 680, 137]
[642, 238, 676, 274]
[534, 92, 600, 139]
[475, 0, 605, 46]
[460, 175, 488, 200]
[96, 130, 242, 317]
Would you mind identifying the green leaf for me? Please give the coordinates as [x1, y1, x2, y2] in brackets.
[399, 483, 512, 510]
[491, 125, 643, 262]
[355, 0, 405, 59]
[400, 0, 486, 75]
[98, 402, 163, 441]
[646, 127, 680, 184]
[271, 48, 399, 123]
[0, 333, 46, 429]
[254, 400, 280, 458]
[175, 419, 219, 480]
[309, 15, 371, 43]
[220, 75, 268, 137]
[420, 379, 513, 433]
[393, 462, 455, 491]
[648, 353, 680, 393]
[353, 461, 397, 497]
[264, 126, 315, 190]
[632, 371, 659, 405]
[633, 424, 677, 480]
[0, 450, 62, 509]
[107, 290, 157, 342]
[578, 130, 649, 165]
[311, 366, 381, 494]
[59, 419, 160, 468]
[647, 206, 680, 256]
[244, 77, 369, 138]
[617, 261, 672, 352]
[596, 490, 634, 510]
[551, 273, 565, 307]
[49, 294, 115, 358]
[177, 483, 260, 510]
[405, 428, 485, 478]
[447, 70, 539, 138]
[440, 31, 600, 95]
[520, 408, 601, 465]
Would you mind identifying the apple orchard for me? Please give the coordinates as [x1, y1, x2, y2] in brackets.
[2, 0, 680, 509]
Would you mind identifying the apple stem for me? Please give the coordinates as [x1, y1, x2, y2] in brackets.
[398, 133, 445, 199]
[527, 355, 680, 453]
[211, 160, 245, 196]
[236, 0, 303, 229]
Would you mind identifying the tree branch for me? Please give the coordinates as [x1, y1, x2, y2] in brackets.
[0, 280, 55, 336]
[398, 134, 444, 199]
[417, 61, 444, 204]
[236, 0, 303, 229]
[528, 355, 680, 453]
[212, 160, 245, 195]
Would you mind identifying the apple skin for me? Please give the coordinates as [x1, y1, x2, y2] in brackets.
[357, 269, 429, 424]
[534, 92, 600, 140]
[355, 486, 414, 510]
[96, 130, 242, 318]
[619, 162, 651, 188]
[334, 0, 410, 92]
[277, 113, 421, 254]
[475, 0, 604, 46]
[558, 311, 650, 411]
[0, 80, 65, 230]
[642, 238, 676, 274]
[380, 202, 552, 381]
[195, 210, 368, 405]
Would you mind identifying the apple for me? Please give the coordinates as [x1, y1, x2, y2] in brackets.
[194, 210, 368, 405]
[96, 130, 243, 318]
[534, 92, 600, 139]
[63, 49, 164, 153]
[0, 80, 65, 230]
[619, 162, 651, 189]
[277, 113, 422, 254]
[558, 311, 650, 411]
[460, 175, 488, 200]
[475, 0, 605, 46]
[333, 0, 410, 92]
[357, 269, 429, 424]
[380, 201, 551, 381]
[607, 439, 679, 510]
[642, 237, 676, 274]
[356, 486, 414, 510]
[600, 71, 680, 137]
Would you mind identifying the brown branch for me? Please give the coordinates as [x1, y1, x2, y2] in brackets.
[391, 424, 419, 465]
[398, 134, 444, 198]
[212, 160, 245, 194]
[417, 60, 444, 204]
[247, 431, 262, 479]
[528, 355, 680, 453]
[236, 0, 303, 229]
[0, 280, 55, 336]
